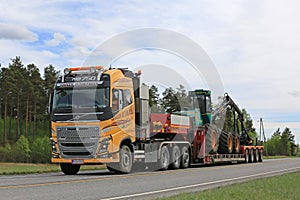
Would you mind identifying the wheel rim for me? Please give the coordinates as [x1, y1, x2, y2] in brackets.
[162, 150, 168, 166]
[228, 134, 233, 152]
[182, 147, 189, 166]
[212, 131, 217, 149]
[250, 149, 254, 162]
[174, 149, 180, 166]
[235, 136, 240, 152]
[245, 149, 249, 163]
[121, 146, 132, 172]
[255, 149, 259, 162]
[122, 153, 130, 168]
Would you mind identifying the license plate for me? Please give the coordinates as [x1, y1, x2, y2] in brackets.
[72, 159, 84, 164]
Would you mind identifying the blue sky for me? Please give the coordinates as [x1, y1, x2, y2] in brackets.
[0, 0, 299, 142]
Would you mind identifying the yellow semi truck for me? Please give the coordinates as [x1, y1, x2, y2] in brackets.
[49, 66, 263, 175]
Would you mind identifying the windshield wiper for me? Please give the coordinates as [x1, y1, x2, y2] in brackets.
[55, 105, 75, 110]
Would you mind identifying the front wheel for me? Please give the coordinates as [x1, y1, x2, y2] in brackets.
[60, 163, 80, 175]
[118, 145, 133, 173]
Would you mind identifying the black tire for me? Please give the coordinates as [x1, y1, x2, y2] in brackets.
[232, 133, 240, 153]
[254, 149, 259, 162]
[106, 163, 118, 173]
[118, 145, 133, 173]
[205, 125, 219, 154]
[258, 150, 263, 162]
[244, 149, 249, 163]
[249, 149, 254, 163]
[170, 145, 181, 170]
[60, 163, 80, 175]
[218, 132, 233, 154]
[180, 146, 190, 169]
[158, 145, 170, 170]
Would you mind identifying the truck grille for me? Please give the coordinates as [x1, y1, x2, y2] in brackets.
[57, 126, 100, 158]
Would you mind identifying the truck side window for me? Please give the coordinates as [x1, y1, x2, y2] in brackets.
[112, 89, 119, 113]
[123, 89, 132, 107]
[112, 89, 132, 114]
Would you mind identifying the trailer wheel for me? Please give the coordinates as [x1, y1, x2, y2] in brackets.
[118, 145, 133, 173]
[60, 163, 80, 175]
[180, 146, 190, 169]
[258, 150, 263, 162]
[254, 149, 259, 162]
[158, 146, 170, 170]
[244, 149, 249, 163]
[249, 148, 254, 163]
[170, 145, 181, 170]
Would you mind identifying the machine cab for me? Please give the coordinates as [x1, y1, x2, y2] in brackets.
[188, 89, 212, 125]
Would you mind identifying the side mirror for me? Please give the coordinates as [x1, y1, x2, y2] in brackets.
[48, 92, 54, 114]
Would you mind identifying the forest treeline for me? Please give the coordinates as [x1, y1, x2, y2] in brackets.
[0, 57, 298, 163]
[0, 56, 59, 162]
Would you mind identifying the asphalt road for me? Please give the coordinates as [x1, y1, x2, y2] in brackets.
[1, 158, 300, 200]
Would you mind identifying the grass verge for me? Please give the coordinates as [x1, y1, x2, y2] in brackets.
[0, 162, 106, 175]
[158, 170, 300, 200]
[264, 155, 298, 159]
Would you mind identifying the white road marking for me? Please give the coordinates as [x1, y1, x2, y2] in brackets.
[102, 166, 300, 200]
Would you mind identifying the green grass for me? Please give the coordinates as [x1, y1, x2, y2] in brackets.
[158, 171, 300, 200]
[0, 162, 106, 175]
[264, 155, 299, 159]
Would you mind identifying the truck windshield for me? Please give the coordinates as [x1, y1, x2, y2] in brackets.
[53, 88, 109, 110]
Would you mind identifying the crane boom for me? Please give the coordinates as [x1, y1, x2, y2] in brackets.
[213, 93, 252, 145]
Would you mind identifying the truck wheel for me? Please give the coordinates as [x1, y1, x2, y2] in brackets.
[244, 149, 249, 163]
[249, 149, 254, 163]
[60, 163, 80, 175]
[170, 145, 181, 170]
[158, 146, 170, 170]
[118, 145, 133, 173]
[258, 150, 263, 162]
[106, 163, 118, 173]
[254, 149, 259, 162]
[218, 132, 233, 154]
[180, 146, 190, 169]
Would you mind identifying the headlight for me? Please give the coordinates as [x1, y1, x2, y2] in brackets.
[50, 137, 57, 153]
[98, 138, 110, 154]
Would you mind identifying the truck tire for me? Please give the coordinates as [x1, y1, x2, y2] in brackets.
[218, 132, 233, 154]
[244, 149, 249, 163]
[170, 145, 181, 170]
[232, 133, 240, 153]
[249, 148, 254, 163]
[205, 125, 219, 154]
[254, 148, 259, 162]
[158, 145, 170, 170]
[180, 146, 190, 169]
[118, 145, 133, 173]
[106, 163, 119, 173]
[258, 150, 263, 162]
[60, 163, 80, 175]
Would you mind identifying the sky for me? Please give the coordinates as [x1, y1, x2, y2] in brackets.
[0, 0, 299, 143]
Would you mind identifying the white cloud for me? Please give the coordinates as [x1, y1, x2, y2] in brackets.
[45, 32, 66, 46]
[0, 23, 38, 41]
[0, 0, 299, 141]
